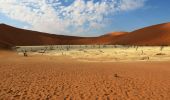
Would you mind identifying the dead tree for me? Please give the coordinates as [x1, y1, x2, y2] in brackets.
[49, 45, 54, 50]
[160, 46, 164, 51]
[98, 45, 101, 49]
[66, 46, 69, 51]
[113, 45, 117, 48]
[42, 47, 48, 55]
[22, 50, 28, 57]
[141, 50, 144, 55]
[136, 46, 139, 51]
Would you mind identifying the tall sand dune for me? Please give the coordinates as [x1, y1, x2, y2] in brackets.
[114, 22, 170, 45]
[0, 24, 83, 48]
[1, 22, 170, 49]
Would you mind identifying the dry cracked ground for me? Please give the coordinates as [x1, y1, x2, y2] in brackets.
[0, 51, 170, 100]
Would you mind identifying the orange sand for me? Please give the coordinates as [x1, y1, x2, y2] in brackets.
[0, 51, 170, 100]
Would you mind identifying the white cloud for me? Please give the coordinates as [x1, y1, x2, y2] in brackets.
[0, 0, 146, 36]
[120, 0, 146, 11]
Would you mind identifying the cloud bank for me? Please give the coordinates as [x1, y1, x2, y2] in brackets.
[0, 0, 146, 36]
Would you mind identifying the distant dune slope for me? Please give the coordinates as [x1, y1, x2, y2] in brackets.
[0, 22, 170, 49]
[114, 22, 170, 45]
[0, 24, 84, 48]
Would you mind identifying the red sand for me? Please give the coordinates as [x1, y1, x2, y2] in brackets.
[1, 22, 170, 49]
[0, 24, 83, 47]
[115, 22, 170, 45]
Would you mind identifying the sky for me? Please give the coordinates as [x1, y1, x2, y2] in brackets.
[0, 0, 170, 36]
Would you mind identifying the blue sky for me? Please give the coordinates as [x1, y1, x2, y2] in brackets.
[0, 0, 170, 36]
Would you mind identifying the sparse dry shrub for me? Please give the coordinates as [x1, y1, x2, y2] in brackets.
[66, 46, 69, 51]
[49, 45, 55, 50]
[114, 74, 119, 78]
[99, 50, 104, 53]
[156, 53, 166, 56]
[30, 48, 37, 52]
[98, 45, 101, 49]
[103, 45, 106, 48]
[140, 56, 149, 60]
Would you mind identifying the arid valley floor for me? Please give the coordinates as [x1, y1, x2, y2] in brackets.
[0, 46, 170, 100]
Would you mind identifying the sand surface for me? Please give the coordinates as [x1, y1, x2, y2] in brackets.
[0, 51, 170, 100]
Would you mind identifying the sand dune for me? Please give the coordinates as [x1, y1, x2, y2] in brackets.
[0, 24, 83, 48]
[95, 32, 128, 44]
[0, 40, 10, 49]
[115, 22, 170, 45]
[1, 22, 170, 49]
[0, 52, 170, 99]
[0, 24, 127, 47]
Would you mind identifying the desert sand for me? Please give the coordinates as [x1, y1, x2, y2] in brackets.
[0, 50, 170, 100]
[1, 22, 170, 100]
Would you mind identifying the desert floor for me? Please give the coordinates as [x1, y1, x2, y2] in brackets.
[17, 45, 170, 62]
[0, 50, 170, 100]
